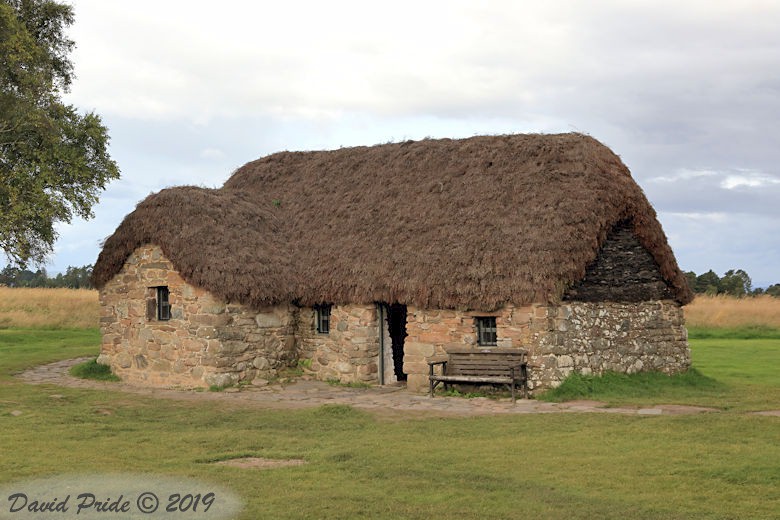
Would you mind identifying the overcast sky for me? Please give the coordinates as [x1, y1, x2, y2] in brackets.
[42, 0, 780, 287]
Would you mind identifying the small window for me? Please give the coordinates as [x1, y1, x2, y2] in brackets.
[315, 304, 331, 334]
[476, 317, 497, 346]
[157, 286, 171, 321]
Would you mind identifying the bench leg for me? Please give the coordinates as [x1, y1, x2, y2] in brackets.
[522, 364, 529, 399]
[430, 380, 442, 398]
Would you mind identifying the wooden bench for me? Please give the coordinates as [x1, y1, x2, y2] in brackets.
[427, 348, 529, 401]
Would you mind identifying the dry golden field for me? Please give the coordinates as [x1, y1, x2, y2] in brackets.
[0, 287, 99, 329]
[684, 294, 780, 329]
[0, 287, 778, 330]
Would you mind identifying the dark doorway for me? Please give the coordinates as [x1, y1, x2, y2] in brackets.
[386, 303, 407, 381]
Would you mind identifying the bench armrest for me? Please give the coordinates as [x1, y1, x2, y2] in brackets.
[428, 356, 448, 378]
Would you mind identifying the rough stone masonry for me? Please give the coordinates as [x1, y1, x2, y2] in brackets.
[99, 245, 689, 393]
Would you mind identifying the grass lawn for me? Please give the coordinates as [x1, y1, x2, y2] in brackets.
[1, 329, 779, 519]
[0, 328, 100, 376]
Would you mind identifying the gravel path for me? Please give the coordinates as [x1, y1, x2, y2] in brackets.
[17, 357, 721, 418]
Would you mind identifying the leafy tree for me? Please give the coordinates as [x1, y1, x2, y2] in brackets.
[684, 271, 697, 292]
[0, 264, 46, 286]
[695, 270, 721, 295]
[766, 284, 780, 298]
[685, 268, 776, 298]
[0, 0, 119, 267]
[0, 265, 23, 285]
[720, 269, 752, 298]
[59, 263, 92, 288]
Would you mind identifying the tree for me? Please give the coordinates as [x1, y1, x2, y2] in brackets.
[720, 269, 752, 297]
[59, 263, 92, 288]
[684, 271, 697, 292]
[0, 262, 93, 287]
[695, 270, 721, 295]
[1, 0, 119, 267]
[766, 284, 780, 298]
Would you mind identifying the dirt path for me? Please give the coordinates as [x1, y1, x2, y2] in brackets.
[17, 357, 720, 418]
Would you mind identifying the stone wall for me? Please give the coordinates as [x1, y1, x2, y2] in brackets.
[98, 245, 296, 388]
[403, 301, 689, 393]
[296, 304, 380, 384]
[403, 306, 541, 392]
[100, 246, 688, 394]
[532, 301, 689, 388]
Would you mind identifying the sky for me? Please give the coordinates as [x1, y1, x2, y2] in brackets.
[39, 0, 780, 288]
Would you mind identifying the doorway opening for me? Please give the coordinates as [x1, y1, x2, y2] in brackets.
[386, 303, 407, 381]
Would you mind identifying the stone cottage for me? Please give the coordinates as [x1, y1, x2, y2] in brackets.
[92, 133, 693, 393]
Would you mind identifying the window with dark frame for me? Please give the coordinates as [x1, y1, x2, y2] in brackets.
[315, 304, 331, 334]
[157, 286, 171, 321]
[476, 316, 497, 346]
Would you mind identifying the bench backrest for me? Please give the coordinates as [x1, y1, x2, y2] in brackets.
[444, 348, 527, 377]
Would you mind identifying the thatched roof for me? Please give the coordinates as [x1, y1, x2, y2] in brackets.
[93, 133, 693, 308]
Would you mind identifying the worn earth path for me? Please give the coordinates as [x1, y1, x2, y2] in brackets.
[18, 357, 719, 418]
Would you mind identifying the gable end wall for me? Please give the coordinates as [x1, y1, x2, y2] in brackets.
[98, 245, 296, 388]
[531, 301, 689, 388]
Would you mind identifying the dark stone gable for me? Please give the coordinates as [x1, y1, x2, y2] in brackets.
[563, 222, 676, 302]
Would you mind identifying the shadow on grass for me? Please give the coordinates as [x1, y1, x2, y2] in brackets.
[537, 368, 726, 403]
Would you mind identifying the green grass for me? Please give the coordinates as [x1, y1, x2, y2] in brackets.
[687, 325, 780, 339]
[69, 358, 120, 381]
[693, 338, 780, 386]
[326, 378, 371, 389]
[539, 368, 724, 403]
[1, 328, 779, 519]
[0, 328, 100, 379]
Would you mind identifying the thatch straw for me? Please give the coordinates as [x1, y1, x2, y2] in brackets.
[93, 133, 692, 309]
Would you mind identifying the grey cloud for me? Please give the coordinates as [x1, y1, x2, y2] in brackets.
[662, 211, 780, 288]
[644, 169, 780, 217]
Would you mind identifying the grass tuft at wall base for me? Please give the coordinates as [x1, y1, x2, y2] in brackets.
[538, 369, 725, 403]
[69, 358, 120, 382]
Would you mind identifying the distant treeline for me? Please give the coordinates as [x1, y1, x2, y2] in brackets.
[0, 265, 94, 289]
[685, 269, 780, 298]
